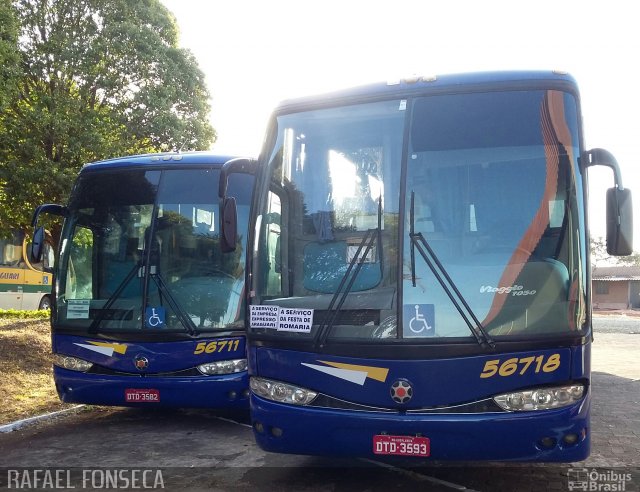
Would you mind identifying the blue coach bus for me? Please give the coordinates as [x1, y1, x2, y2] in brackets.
[220, 71, 633, 461]
[31, 152, 255, 408]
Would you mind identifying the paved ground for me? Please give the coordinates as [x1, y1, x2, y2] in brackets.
[589, 333, 640, 468]
[0, 317, 638, 491]
[592, 311, 640, 334]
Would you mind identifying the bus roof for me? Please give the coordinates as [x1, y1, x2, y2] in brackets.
[81, 151, 241, 172]
[273, 70, 580, 115]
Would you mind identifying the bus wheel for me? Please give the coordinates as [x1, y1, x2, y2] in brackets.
[39, 295, 51, 310]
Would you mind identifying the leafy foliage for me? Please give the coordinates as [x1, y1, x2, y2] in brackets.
[590, 236, 609, 267]
[0, 0, 20, 111]
[0, 0, 215, 233]
[591, 236, 640, 267]
[615, 251, 640, 266]
[0, 308, 50, 319]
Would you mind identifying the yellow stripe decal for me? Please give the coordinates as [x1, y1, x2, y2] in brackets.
[88, 341, 128, 355]
[318, 360, 389, 382]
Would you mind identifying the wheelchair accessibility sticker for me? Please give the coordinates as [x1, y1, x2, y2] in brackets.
[145, 307, 166, 328]
[403, 304, 435, 337]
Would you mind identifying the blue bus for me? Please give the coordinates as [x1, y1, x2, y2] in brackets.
[221, 71, 633, 461]
[31, 152, 255, 409]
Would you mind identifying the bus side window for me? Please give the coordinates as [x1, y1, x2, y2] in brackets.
[25, 239, 55, 272]
[2, 242, 21, 267]
[44, 242, 55, 270]
[265, 191, 282, 296]
[67, 226, 94, 299]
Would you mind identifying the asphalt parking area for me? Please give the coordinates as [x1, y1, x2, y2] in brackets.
[0, 330, 638, 491]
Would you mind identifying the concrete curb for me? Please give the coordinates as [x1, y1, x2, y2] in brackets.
[0, 405, 85, 434]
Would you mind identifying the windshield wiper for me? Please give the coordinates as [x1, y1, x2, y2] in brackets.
[148, 271, 198, 336]
[88, 260, 141, 334]
[142, 208, 198, 336]
[87, 259, 198, 336]
[314, 197, 382, 349]
[409, 191, 495, 348]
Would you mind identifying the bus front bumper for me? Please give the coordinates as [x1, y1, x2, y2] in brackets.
[250, 393, 590, 462]
[54, 367, 249, 409]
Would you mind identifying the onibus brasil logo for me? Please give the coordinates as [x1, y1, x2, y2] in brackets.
[567, 468, 633, 491]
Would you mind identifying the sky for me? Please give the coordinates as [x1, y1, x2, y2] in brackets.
[161, 0, 639, 243]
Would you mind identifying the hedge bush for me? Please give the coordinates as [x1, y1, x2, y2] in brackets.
[0, 309, 50, 319]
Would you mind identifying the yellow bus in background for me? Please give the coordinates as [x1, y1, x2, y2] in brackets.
[0, 230, 54, 310]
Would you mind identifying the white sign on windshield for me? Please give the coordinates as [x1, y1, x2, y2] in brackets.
[277, 307, 314, 333]
[250, 305, 314, 333]
[249, 305, 279, 329]
[67, 299, 90, 319]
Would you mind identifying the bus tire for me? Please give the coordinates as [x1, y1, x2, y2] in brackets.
[38, 295, 51, 310]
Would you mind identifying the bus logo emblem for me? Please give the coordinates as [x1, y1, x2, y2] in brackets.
[134, 355, 149, 371]
[390, 379, 413, 404]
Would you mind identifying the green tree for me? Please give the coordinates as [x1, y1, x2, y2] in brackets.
[0, 0, 215, 233]
[615, 251, 640, 266]
[590, 236, 610, 268]
[0, 0, 20, 111]
[0, 0, 21, 239]
[591, 236, 640, 267]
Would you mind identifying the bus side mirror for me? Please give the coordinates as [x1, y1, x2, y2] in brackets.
[31, 203, 67, 227]
[219, 158, 257, 254]
[219, 158, 258, 198]
[220, 197, 238, 253]
[30, 203, 67, 265]
[585, 148, 634, 256]
[606, 187, 633, 256]
[30, 226, 46, 263]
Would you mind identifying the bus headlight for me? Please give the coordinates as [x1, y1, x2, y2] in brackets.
[493, 384, 585, 411]
[53, 354, 93, 372]
[250, 377, 317, 405]
[197, 359, 247, 375]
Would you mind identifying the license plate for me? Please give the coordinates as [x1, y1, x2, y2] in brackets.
[125, 389, 160, 403]
[373, 435, 430, 457]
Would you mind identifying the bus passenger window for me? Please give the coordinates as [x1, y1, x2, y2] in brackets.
[67, 227, 94, 300]
[265, 191, 282, 296]
[2, 241, 21, 267]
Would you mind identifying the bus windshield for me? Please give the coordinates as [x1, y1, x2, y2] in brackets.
[56, 167, 252, 333]
[250, 89, 587, 343]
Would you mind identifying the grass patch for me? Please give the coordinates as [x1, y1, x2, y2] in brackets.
[0, 318, 73, 425]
